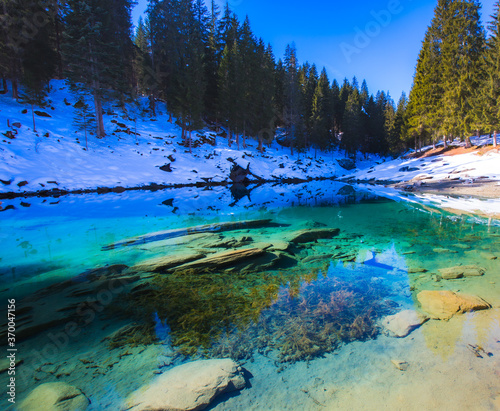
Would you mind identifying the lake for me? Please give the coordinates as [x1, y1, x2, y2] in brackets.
[1, 181, 499, 410]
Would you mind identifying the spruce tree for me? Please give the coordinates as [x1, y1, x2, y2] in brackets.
[440, 0, 485, 146]
[63, 0, 135, 138]
[73, 97, 96, 150]
[283, 43, 302, 155]
[481, 1, 500, 147]
[311, 68, 332, 152]
[342, 88, 363, 158]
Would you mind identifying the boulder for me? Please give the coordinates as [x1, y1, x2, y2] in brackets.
[438, 265, 486, 280]
[124, 359, 245, 411]
[285, 228, 340, 244]
[18, 382, 89, 411]
[177, 248, 265, 271]
[381, 309, 429, 337]
[132, 252, 206, 273]
[417, 290, 491, 320]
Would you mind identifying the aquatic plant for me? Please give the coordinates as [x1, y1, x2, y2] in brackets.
[109, 261, 393, 364]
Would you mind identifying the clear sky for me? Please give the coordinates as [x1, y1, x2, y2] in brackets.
[132, 0, 496, 102]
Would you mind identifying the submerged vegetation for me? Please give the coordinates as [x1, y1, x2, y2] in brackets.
[112, 263, 395, 364]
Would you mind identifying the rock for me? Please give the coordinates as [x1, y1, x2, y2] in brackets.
[124, 359, 245, 411]
[18, 382, 89, 411]
[438, 265, 486, 280]
[285, 228, 340, 244]
[268, 240, 291, 252]
[391, 360, 409, 371]
[382, 310, 429, 337]
[302, 254, 334, 264]
[160, 163, 173, 172]
[0, 265, 137, 341]
[336, 158, 356, 171]
[417, 290, 491, 320]
[177, 248, 266, 271]
[453, 244, 471, 249]
[399, 166, 419, 172]
[102, 219, 273, 250]
[433, 248, 457, 254]
[481, 252, 498, 260]
[0, 356, 23, 373]
[132, 252, 206, 273]
[252, 242, 273, 251]
[34, 110, 52, 117]
[408, 267, 428, 274]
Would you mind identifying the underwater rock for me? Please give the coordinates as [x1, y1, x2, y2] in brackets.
[417, 290, 491, 320]
[18, 382, 89, 411]
[438, 265, 486, 280]
[124, 359, 245, 411]
[381, 310, 429, 337]
[391, 360, 409, 371]
[408, 267, 428, 274]
[132, 252, 206, 273]
[481, 252, 498, 260]
[0, 266, 138, 341]
[268, 240, 291, 252]
[176, 248, 265, 271]
[102, 219, 273, 250]
[302, 254, 334, 264]
[0, 356, 22, 373]
[285, 228, 340, 244]
[433, 248, 457, 254]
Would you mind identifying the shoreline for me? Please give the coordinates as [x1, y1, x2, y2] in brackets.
[391, 178, 500, 199]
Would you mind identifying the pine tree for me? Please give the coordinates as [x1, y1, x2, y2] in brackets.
[481, 1, 500, 147]
[283, 43, 302, 155]
[407, 28, 444, 150]
[63, 0, 135, 138]
[311, 68, 332, 152]
[73, 97, 96, 150]
[441, 0, 485, 146]
[342, 88, 363, 158]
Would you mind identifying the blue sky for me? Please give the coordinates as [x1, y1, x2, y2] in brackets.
[132, 0, 496, 101]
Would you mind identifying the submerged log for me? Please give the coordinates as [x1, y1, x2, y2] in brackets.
[102, 219, 274, 250]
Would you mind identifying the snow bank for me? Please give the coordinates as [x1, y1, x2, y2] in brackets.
[0, 80, 381, 194]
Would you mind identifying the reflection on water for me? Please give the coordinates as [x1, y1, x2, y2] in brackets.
[1, 182, 499, 410]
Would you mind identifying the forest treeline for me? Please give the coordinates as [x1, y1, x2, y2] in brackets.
[0, 0, 499, 157]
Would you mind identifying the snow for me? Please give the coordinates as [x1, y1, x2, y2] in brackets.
[0, 80, 378, 194]
[347, 141, 500, 184]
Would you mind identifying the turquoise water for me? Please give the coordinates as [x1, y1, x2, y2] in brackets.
[1, 183, 499, 410]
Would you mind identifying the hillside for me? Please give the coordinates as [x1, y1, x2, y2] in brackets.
[0, 80, 381, 197]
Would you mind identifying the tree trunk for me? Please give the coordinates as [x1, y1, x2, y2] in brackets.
[443, 135, 447, 149]
[31, 104, 36, 132]
[493, 130, 497, 148]
[149, 94, 156, 116]
[228, 128, 232, 148]
[0, 78, 7, 94]
[93, 93, 105, 138]
[189, 129, 192, 154]
[465, 136, 472, 148]
[12, 79, 18, 100]
[258, 136, 263, 153]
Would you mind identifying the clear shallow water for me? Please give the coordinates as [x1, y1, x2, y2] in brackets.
[1, 182, 499, 410]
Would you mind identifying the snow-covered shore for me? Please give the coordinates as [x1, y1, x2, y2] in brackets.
[1, 80, 385, 196]
[346, 142, 500, 220]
